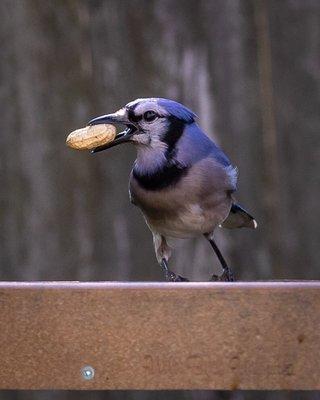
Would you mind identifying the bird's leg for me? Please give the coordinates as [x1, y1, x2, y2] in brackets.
[204, 234, 234, 282]
[153, 233, 189, 282]
[160, 258, 189, 282]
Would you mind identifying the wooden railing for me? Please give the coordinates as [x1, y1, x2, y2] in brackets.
[0, 281, 319, 390]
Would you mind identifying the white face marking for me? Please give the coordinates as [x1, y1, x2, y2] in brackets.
[113, 108, 127, 118]
[133, 136, 168, 174]
[125, 100, 171, 170]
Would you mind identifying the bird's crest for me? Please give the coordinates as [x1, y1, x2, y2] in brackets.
[126, 98, 197, 123]
[158, 98, 197, 123]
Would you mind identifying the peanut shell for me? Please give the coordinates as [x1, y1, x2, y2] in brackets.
[66, 124, 116, 150]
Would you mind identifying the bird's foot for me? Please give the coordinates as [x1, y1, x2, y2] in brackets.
[165, 270, 189, 282]
[161, 258, 189, 282]
[210, 268, 234, 282]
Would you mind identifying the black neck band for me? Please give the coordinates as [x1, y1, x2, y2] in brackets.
[133, 160, 189, 191]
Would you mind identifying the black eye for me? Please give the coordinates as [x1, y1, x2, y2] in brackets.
[143, 110, 157, 122]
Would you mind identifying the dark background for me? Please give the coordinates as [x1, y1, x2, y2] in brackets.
[0, 0, 319, 399]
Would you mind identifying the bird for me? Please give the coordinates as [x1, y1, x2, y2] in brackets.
[88, 98, 257, 282]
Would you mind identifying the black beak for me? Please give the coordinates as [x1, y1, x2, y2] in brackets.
[88, 111, 136, 153]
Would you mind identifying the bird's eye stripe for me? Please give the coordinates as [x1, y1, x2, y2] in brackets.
[128, 109, 142, 123]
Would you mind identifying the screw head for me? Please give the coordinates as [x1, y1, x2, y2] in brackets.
[81, 365, 95, 380]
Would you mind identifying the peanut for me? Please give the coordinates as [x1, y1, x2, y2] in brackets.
[66, 124, 116, 150]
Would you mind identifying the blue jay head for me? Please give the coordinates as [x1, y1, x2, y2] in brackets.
[88, 98, 197, 153]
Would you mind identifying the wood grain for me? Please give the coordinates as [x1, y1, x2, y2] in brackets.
[0, 281, 319, 390]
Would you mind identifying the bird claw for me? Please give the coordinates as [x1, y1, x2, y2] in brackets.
[175, 275, 190, 282]
[165, 270, 189, 282]
[211, 269, 234, 282]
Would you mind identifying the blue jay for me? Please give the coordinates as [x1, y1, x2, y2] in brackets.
[89, 98, 257, 282]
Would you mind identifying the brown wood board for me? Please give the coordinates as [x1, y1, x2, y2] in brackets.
[0, 281, 319, 390]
